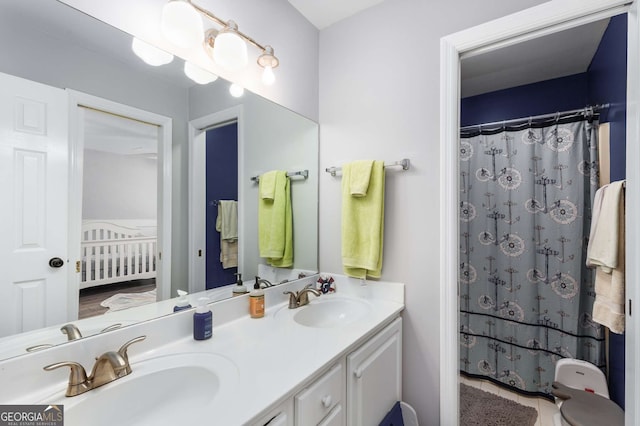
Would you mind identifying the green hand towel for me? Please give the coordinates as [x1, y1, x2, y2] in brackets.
[260, 170, 278, 200]
[259, 171, 293, 267]
[349, 160, 374, 197]
[342, 160, 385, 279]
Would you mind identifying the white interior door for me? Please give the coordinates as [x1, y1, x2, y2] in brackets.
[0, 71, 69, 337]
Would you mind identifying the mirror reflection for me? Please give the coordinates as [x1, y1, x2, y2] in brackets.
[0, 0, 318, 360]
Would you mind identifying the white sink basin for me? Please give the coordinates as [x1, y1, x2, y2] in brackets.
[43, 352, 238, 426]
[293, 297, 371, 328]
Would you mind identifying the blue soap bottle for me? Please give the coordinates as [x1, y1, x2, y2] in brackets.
[193, 297, 213, 340]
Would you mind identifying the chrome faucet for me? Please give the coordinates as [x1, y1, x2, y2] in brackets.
[283, 285, 322, 309]
[43, 335, 146, 397]
[60, 324, 83, 341]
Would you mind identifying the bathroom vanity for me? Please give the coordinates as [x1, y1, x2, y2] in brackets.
[0, 275, 404, 425]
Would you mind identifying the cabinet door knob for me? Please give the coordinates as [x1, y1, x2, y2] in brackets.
[354, 368, 363, 379]
[321, 395, 332, 408]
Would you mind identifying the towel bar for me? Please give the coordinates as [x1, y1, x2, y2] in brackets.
[250, 169, 309, 183]
[325, 159, 410, 177]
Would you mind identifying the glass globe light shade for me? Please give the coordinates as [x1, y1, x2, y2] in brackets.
[229, 83, 245, 98]
[184, 62, 219, 85]
[161, 0, 204, 48]
[131, 37, 174, 66]
[213, 22, 248, 71]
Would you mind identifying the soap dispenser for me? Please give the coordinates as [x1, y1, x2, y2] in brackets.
[173, 290, 192, 312]
[193, 297, 213, 340]
[249, 277, 265, 318]
[232, 273, 248, 297]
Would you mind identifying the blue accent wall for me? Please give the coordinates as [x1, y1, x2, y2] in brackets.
[206, 123, 238, 289]
[461, 73, 589, 127]
[460, 13, 628, 409]
[587, 13, 627, 409]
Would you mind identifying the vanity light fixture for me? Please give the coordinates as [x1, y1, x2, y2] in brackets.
[161, 0, 204, 48]
[161, 0, 280, 84]
[184, 61, 219, 84]
[131, 38, 174, 66]
[257, 46, 278, 86]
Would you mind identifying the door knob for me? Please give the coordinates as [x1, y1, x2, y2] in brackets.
[49, 257, 64, 268]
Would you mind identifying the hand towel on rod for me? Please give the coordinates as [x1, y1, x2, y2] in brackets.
[341, 160, 385, 279]
[258, 171, 293, 267]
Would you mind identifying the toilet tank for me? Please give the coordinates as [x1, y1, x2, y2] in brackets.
[554, 358, 610, 399]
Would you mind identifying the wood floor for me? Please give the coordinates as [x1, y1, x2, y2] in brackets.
[78, 278, 156, 319]
[459, 375, 559, 426]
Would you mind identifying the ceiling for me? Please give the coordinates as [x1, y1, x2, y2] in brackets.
[461, 18, 611, 98]
[287, 0, 385, 29]
[83, 109, 158, 158]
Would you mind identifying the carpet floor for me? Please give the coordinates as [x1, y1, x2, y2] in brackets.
[460, 383, 538, 426]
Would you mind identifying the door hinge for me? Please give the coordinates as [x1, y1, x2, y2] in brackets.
[198, 249, 202, 257]
[629, 299, 632, 317]
[158, 252, 162, 261]
[75, 261, 80, 273]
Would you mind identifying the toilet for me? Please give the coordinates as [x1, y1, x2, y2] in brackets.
[551, 358, 624, 426]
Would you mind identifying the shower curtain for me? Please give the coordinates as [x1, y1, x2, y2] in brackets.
[459, 115, 605, 398]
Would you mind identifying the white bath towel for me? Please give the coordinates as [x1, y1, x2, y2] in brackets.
[216, 200, 238, 241]
[587, 180, 625, 333]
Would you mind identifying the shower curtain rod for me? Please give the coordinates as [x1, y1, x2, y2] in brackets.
[460, 103, 609, 131]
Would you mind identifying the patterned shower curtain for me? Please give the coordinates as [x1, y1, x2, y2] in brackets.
[459, 116, 605, 398]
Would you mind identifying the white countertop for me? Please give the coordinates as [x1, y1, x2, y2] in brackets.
[0, 274, 404, 425]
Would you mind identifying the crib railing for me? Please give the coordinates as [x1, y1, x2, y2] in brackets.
[81, 236, 157, 289]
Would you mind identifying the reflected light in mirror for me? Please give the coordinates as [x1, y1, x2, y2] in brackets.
[184, 61, 219, 84]
[161, 0, 204, 48]
[229, 83, 244, 97]
[131, 38, 174, 66]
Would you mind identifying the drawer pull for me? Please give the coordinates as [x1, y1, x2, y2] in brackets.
[321, 395, 332, 408]
[354, 368, 363, 379]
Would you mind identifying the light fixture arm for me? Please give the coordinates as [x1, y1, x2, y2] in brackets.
[188, 1, 268, 52]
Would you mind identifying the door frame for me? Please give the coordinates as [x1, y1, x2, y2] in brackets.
[439, 0, 639, 424]
[188, 106, 244, 294]
[67, 90, 173, 318]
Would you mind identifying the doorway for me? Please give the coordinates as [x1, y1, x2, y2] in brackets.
[67, 90, 173, 320]
[439, 1, 639, 424]
[78, 108, 159, 318]
[205, 122, 239, 289]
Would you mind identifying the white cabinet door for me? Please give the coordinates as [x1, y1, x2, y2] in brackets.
[347, 317, 402, 426]
[0, 71, 69, 337]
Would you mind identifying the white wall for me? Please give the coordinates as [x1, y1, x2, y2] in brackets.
[82, 150, 157, 220]
[189, 83, 319, 279]
[318, 0, 547, 423]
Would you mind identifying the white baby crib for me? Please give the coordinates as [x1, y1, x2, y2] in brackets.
[81, 220, 157, 289]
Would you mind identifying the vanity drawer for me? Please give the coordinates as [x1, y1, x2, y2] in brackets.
[317, 404, 343, 426]
[295, 362, 343, 425]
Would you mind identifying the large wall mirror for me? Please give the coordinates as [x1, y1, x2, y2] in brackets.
[0, 0, 318, 361]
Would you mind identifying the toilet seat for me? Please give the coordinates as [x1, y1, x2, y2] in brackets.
[552, 382, 624, 426]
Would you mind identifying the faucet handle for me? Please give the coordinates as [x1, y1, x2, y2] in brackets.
[283, 291, 298, 309]
[43, 361, 89, 397]
[117, 335, 146, 374]
[100, 323, 123, 333]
